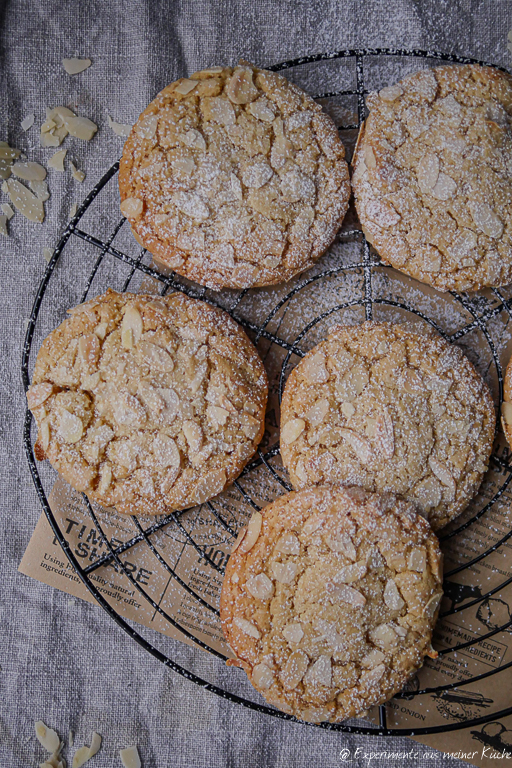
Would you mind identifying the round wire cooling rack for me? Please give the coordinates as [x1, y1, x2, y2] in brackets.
[21, 49, 512, 736]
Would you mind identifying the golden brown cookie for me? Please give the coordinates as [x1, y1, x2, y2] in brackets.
[280, 322, 495, 531]
[501, 356, 512, 450]
[220, 485, 443, 723]
[27, 289, 268, 515]
[119, 62, 350, 290]
[352, 64, 512, 292]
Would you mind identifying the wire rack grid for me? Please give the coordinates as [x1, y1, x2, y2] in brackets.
[21, 49, 512, 736]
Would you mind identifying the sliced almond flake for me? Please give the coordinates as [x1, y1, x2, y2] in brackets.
[64, 115, 98, 141]
[327, 582, 366, 607]
[0, 145, 21, 160]
[58, 409, 83, 443]
[29, 179, 50, 201]
[35, 721, 60, 753]
[69, 160, 85, 182]
[252, 662, 274, 689]
[5, 178, 44, 222]
[70, 203, 78, 218]
[408, 547, 427, 573]
[275, 532, 300, 555]
[107, 114, 133, 137]
[174, 78, 198, 95]
[302, 514, 325, 535]
[0, 158, 12, 180]
[239, 511, 262, 553]
[333, 561, 367, 584]
[1, 202, 14, 219]
[360, 663, 386, 686]
[339, 428, 373, 464]
[283, 622, 304, 643]
[324, 532, 357, 560]
[361, 649, 385, 668]
[304, 655, 332, 688]
[280, 649, 309, 690]
[281, 418, 305, 445]
[21, 113, 35, 131]
[48, 149, 67, 172]
[0, 214, 7, 236]
[234, 616, 261, 639]
[383, 579, 405, 611]
[423, 592, 443, 618]
[88, 732, 101, 758]
[63, 57, 92, 75]
[120, 746, 141, 768]
[27, 382, 53, 408]
[375, 405, 394, 459]
[12, 160, 46, 181]
[369, 623, 397, 649]
[271, 560, 298, 584]
[428, 456, 456, 500]
[120, 197, 143, 218]
[72, 745, 91, 768]
[246, 572, 274, 600]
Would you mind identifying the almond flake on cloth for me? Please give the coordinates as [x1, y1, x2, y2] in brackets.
[108, 115, 133, 137]
[21, 113, 35, 131]
[120, 746, 141, 768]
[62, 57, 92, 75]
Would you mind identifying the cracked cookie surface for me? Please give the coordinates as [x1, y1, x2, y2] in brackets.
[27, 289, 268, 515]
[352, 64, 512, 292]
[280, 322, 495, 531]
[119, 63, 350, 290]
[220, 485, 443, 723]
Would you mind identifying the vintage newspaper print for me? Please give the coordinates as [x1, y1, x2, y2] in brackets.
[19, 249, 512, 766]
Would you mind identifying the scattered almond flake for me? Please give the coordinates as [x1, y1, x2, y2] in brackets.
[48, 149, 67, 172]
[63, 57, 92, 75]
[64, 115, 98, 140]
[120, 746, 141, 768]
[0, 144, 21, 160]
[39, 107, 75, 147]
[0, 215, 8, 236]
[69, 731, 74, 747]
[1, 202, 14, 218]
[21, 113, 35, 131]
[107, 115, 133, 138]
[35, 721, 60, 753]
[43, 247, 53, 263]
[5, 178, 44, 222]
[69, 160, 85, 182]
[238, 510, 262, 553]
[70, 203, 78, 218]
[72, 731, 102, 767]
[0, 143, 20, 180]
[29, 179, 50, 201]
[12, 160, 47, 181]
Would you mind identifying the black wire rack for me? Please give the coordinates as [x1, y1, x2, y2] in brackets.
[21, 49, 512, 736]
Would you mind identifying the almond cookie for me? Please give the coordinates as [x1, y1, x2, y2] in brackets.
[352, 64, 512, 292]
[501, 356, 512, 450]
[280, 322, 495, 531]
[27, 289, 268, 515]
[119, 62, 350, 290]
[220, 485, 443, 723]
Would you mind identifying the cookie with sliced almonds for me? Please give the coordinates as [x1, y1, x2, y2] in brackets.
[220, 485, 443, 723]
[280, 322, 495, 531]
[119, 62, 350, 290]
[501, 356, 512, 451]
[27, 289, 267, 515]
[352, 64, 512, 292]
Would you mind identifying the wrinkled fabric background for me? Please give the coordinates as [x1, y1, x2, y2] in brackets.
[1, 1, 512, 766]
